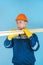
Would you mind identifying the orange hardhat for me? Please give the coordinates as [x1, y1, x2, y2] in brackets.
[16, 14, 28, 22]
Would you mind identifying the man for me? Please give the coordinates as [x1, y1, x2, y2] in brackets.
[4, 14, 40, 65]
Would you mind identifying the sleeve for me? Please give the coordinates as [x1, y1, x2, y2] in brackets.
[4, 37, 14, 48]
[29, 33, 40, 51]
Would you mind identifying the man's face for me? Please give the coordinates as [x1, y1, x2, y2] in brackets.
[16, 20, 28, 30]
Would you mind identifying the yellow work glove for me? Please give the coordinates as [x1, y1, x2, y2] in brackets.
[8, 29, 18, 40]
[22, 28, 32, 38]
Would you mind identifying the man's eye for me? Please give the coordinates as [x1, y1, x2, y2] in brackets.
[18, 21, 20, 23]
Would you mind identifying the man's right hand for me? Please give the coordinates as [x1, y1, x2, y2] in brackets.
[8, 30, 18, 40]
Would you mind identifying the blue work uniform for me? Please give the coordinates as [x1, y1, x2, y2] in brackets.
[4, 33, 40, 65]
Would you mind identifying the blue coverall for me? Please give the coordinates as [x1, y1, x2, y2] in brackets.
[4, 33, 40, 65]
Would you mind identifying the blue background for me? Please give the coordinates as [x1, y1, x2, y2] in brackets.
[0, 0, 43, 65]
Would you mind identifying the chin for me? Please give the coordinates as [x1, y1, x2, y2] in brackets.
[18, 28, 23, 30]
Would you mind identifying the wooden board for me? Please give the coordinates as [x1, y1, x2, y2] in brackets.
[0, 28, 43, 36]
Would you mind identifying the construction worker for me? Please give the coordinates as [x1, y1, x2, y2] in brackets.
[4, 14, 40, 65]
